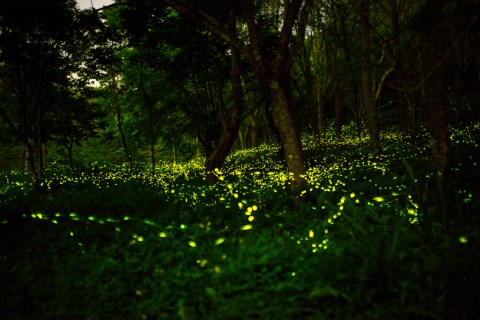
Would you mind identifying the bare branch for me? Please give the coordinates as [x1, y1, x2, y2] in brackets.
[286, 0, 314, 73]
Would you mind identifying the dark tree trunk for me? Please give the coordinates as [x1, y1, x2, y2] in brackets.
[0, 100, 41, 189]
[352, 80, 363, 137]
[250, 112, 259, 148]
[395, 79, 408, 132]
[205, 10, 244, 184]
[24, 140, 40, 190]
[265, 102, 284, 154]
[37, 142, 45, 177]
[110, 69, 133, 168]
[303, 46, 320, 143]
[36, 101, 45, 177]
[359, 0, 382, 157]
[334, 79, 343, 140]
[389, 0, 408, 132]
[422, 0, 452, 172]
[317, 95, 326, 140]
[147, 106, 156, 174]
[282, 76, 302, 146]
[116, 109, 133, 167]
[68, 139, 74, 174]
[139, 64, 156, 175]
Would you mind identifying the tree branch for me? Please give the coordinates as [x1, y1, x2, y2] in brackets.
[239, 0, 269, 81]
[274, 0, 302, 77]
[161, 0, 270, 83]
[285, 0, 314, 73]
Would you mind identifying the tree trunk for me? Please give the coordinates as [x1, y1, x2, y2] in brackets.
[147, 106, 156, 174]
[390, 0, 408, 132]
[313, 41, 326, 141]
[24, 140, 40, 190]
[317, 92, 326, 140]
[334, 79, 343, 140]
[395, 78, 408, 132]
[205, 10, 244, 184]
[411, 95, 418, 133]
[116, 109, 133, 167]
[139, 63, 156, 175]
[164, 0, 313, 194]
[37, 142, 45, 177]
[352, 80, 363, 137]
[265, 102, 284, 155]
[361, 66, 382, 156]
[0, 102, 40, 189]
[422, 0, 452, 172]
[304, 46, 320, 143]
[359, 0, 382, 157]
[282, 76, 302, 144]
[238, 129, 246, 150]
[36, 101, 45, 177]
[68, 139, 74, 175]
[251, 112, 259, 148]
[268, 81, 307, 195]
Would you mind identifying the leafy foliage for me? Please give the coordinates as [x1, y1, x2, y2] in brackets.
[1, 124, 479, 319]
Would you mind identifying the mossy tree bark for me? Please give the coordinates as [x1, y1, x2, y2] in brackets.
[267, 81, 307, 195]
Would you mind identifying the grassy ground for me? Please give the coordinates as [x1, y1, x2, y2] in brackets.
[1, 124, 479, 319]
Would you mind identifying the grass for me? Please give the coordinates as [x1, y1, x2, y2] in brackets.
[1, 123, 479, 319]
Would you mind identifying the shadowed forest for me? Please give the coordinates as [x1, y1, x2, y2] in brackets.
[1, 0, 480, 319]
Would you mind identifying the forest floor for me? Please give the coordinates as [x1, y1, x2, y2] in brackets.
[1, 124, 480, 319]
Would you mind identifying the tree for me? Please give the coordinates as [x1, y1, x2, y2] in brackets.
[419, 0, 456, 172]
[449, 1, 480, 124]
[0, 0, 116, 188]
[293, 0, 333, 143]
[356, 0, 383, 157]
[52, 89, 105, 172]
[202, 8, 244, 183]
[158, 0, 314, 194]
[0, 0, 80, 188]
[105, 63, 135, 167]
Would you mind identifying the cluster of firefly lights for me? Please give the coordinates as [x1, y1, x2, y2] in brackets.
[2, 125, 478, 260]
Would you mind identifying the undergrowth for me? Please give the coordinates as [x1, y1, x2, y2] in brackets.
[1, 123, 479, 319]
